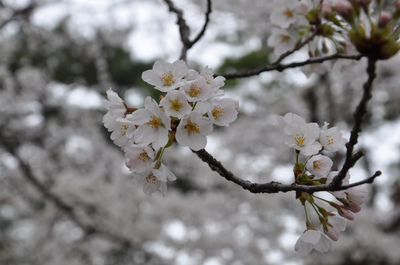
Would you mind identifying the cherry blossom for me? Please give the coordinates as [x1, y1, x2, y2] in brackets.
[207, 98, 239, 127]
[319, 122, 347, 152]
[284, 122, 322, 156]
[326, 171, 350, 199]
[323, 215, 347, 241]
[130, 97, 171, 150]
[295, 229, 331, 256]
[306, 154, 333, 178]
[103, 88, 127, 118]
[141, 60, 188, 92]
[346, 185, 368, 205]
[133, 163, 176, 196]
[180, 76, 213, 102]
[124, 143, 155, 173]
[267, 28, 296, 56]
[175, 111, 213, 151]
[160, 90, 191, 118]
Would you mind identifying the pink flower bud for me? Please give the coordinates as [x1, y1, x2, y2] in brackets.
[346, 201, 362, 213]
[334, 0, 354, 21]
[347, 185, 368, 205]
[338, 206, 356, 220]
[378, 11, 392, 28]
[322, 2, 334, 17]
[324, 225, 340, 241]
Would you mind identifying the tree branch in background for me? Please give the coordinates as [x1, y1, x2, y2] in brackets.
[163, 0, 212, 61]
[0, 2, 37, 30]
[222, 53, 364, 79]
[0, 132, 147, 254]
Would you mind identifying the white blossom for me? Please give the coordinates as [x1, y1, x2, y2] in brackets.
[133, 163, 176, 196]
[320, 122, 347, 152]
[207, 98, 239, 127]
[324, 215, 347, 241]
[160, 90, 191, 118]
[267, 28, 296, 56]
[124, 143, 155, 173]
[103, 88, 126, 118]
[130, 97, 171, 150]
[306, 155, 333, 178]
[285, 122, 322, 156]
[295, 229, 331, 256]
[141, 60, 188, 92]
[175, 111, 213, 151]
[181, 76, 213, 102]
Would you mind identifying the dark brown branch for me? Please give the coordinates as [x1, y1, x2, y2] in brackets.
[0, 2, 36, 30]
[193, 149, 380, 194]
[163, 0, 212, 61]
[223, 53, 364, 79]
[332, 57, 378, 188]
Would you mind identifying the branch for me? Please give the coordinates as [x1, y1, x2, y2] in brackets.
[163, 0, 212, 61]
[0, 133, 143, 250]
[223, 53, 364, 79]
[193, 149, 380, 194]
[333, 56, 378, 188]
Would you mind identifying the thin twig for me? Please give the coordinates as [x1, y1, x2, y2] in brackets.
[163, 0, 212, 61]
[223, 53, 364, 79]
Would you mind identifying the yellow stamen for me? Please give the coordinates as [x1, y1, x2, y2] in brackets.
[162, 71, 174, 86]
[279, 34, 291, 44]
[326, 135, 334, 145]
[295, 133, 306, 147]
[169, 98, 183, 111]
[185, 120, 200, 134]
[120, 124, 129, 136]
[313, 161, 322, 170]
[139, 151, 150, 162]
[212, 107, 225, 119]
[146, 115, 162, 129]
[189, 84, 201, 97]
[283, 8, 294, 18]
[146, 173, 157, 184]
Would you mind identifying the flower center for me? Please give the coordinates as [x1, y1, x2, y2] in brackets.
[326, 135, 334, 145]
[185, 120, 200, 134]
[139, 150, 150, 162]
[146, 115, 162, 129]
[120, 124, 129, 136]
[212, 107, 225, 119]
[295, 133, 306, 147]
[279, 34, 291, 44]
[313, 161, 322, 170]
[283, 8, 294, 18]
[162, 71, 174, 86]
[169, 98, 183, 111]
[189, 84, 201, 97]
[146, 173, 157, 184]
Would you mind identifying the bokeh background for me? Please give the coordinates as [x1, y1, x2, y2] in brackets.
[1, 0, 400, 264]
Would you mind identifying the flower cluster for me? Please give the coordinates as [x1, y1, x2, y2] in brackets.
[279, 113, 368, 256]
[268, 0, 400, 61]
[103, 60, 239, 196]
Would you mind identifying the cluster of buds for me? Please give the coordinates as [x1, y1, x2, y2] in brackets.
[103, 60, 239, 196]
[279, 113, 368, 256]
[326, 0, 400, 59]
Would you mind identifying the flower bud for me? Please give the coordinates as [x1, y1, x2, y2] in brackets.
[334, 0, 354, 22]
[347, 185, 368, 205]
[378, 11, 392, 28]
[337, 206, 356, 220]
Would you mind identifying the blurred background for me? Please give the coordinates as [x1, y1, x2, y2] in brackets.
[1, 0, 400, 264]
